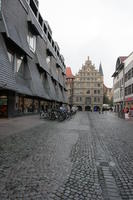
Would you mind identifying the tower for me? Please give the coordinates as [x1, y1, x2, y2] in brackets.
[99, 62, 104, 76]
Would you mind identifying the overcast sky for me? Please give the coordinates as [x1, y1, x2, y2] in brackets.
[39, 0, 133, 87]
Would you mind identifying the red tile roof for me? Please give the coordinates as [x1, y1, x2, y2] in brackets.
[66, 67, 74, 78]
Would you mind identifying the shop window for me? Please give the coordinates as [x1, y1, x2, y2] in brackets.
[27, 31, 36, 52]
[0, 96, 7, 117]
[33, 100, 39, 113]
[15, 96, 24, 113]
[24, 98, 33, 113]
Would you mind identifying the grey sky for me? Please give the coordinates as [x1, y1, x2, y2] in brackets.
[39, 0, 133, 87]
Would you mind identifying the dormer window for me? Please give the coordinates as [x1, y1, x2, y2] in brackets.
[16, 56, 24, 72]
[0, 0, 2, 11]
[27, 31, 36, 53]
[7, 51, 14, 64]
[7, 50, 24, 73]
[46, 56, 51, 64]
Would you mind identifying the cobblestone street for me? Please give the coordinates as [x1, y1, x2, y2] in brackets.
[0, 112, 133, 200]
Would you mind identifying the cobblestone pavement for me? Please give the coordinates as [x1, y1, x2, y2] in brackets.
[0, 112, 133, 199]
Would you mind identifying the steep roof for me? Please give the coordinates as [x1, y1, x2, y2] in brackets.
[99, 63, 103, 76]
[66, 67, 74, 78]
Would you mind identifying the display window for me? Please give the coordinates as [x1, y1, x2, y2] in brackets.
[33, 100, 39, 113]
[24, 98, 33, 113]
[0, 96, 8, 117]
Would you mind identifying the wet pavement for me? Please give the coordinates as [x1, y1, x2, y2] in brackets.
[0, 112, 133, 199]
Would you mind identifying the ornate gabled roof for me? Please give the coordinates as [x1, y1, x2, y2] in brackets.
[66, 67, 74, 78]
[116, 56, 127, 70]
[99, 63, 104, 76]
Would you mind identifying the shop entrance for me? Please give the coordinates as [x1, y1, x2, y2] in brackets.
[77, 106, 82, 111]
[0, 96, 8, 117]
[85, 106, 91, 111]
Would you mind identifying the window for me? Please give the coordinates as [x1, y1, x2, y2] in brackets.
[87, 90, 90, 94]
[27, 31, 36, 52]
[16, 56, 23, 72]
[98, 97, 100, 102]
[0, 0, 1, 11]
[48, 32, 51, 42]
[94, 90, 97, 94]
[7, 50, 24, 73]
[98, 83, 100, 87]
[46, 56, 50, 64]
[7, 51, 14, 64]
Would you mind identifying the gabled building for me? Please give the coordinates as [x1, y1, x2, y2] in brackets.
[103, 85, 113, 101]
[112, 56, 127, 112]
[124, 52, 133, 110]
[72, 57, 104, 111]
[66, 67, 74, 106]
[0, 0, 67, 117]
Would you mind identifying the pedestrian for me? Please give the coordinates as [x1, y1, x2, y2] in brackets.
[99, 107, 101, 114]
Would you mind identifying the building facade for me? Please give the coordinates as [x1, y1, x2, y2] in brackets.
[112, 56, 127, 112]
[66, 67, 74, 106]
[0, 0, 67, 117]
[72, 57, 103, 111]
[103, 85, 113, 101]
[124, 52, 133, 110]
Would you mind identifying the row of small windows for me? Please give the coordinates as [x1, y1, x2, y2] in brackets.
[78, 77, 101, 81]
[74, 89, 101, 95]
[125, 68, 133, 82]
[75, 96, 101, 103]
[26, 0, 64, 66]
[114, 78, 124, 90]
[79, 72, 98, 76]
[26, 31, 64, 79]
[125, 84, 133, 96]
[7, 49, 65, 83]
[74, 83, 101, 87]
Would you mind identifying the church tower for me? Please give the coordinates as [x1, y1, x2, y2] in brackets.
[99, 62, 104, 76]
